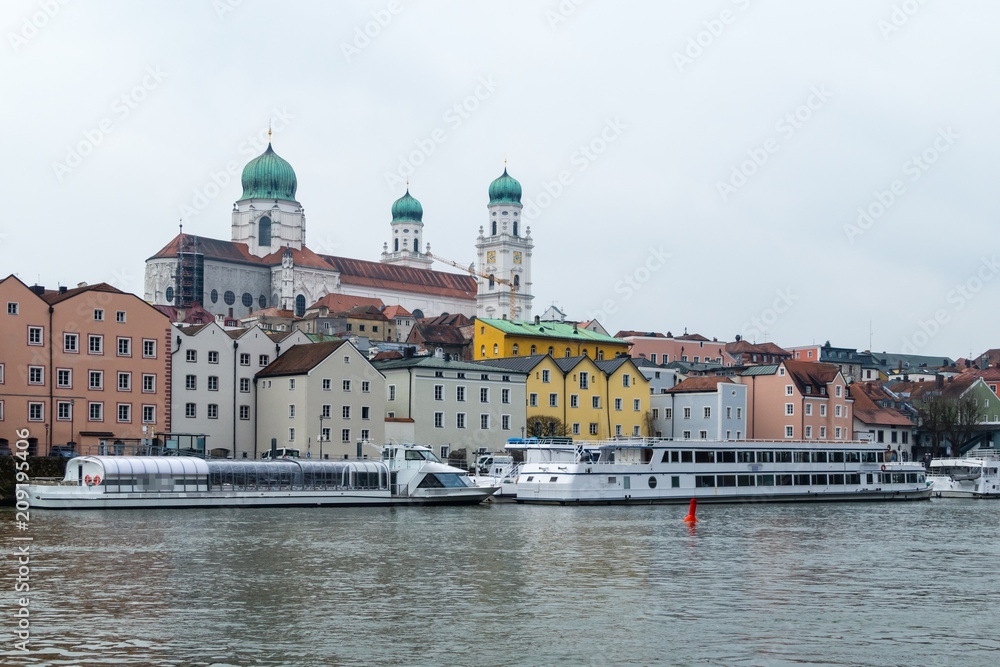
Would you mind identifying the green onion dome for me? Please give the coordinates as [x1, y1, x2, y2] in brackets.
[240, 144, 297, 200]
[488, 168, 522, 205]
[391, 188, 423, 222]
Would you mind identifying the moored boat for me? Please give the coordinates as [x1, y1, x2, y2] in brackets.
[24, 444, 497, 509]
[927, 455, 1000, 498]
[508, 438, 931, 504]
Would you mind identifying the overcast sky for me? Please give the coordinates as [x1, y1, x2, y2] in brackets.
[3, 1, 997, 361]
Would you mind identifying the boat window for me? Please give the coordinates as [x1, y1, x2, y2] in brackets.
[737, 451, 755, 463]
[695, 451, 715, 464]
[717, 451, 736, 463]
[830, 452, 845, 463]
[648, 476, 657, 489]
[661, 451, 671, 463]
[681, 451, 693, 463]
[607, 477, 616, 484]
[845, 451, 860, 463]
[794, 474, 810, 485]
[776, 451, 792, 463]
[669, 451, 680, 463]
[737, 475, 754, 487]
[757, 451, 774, 463]
[757, 475, 774, 486]
[695, 475, 715, 488]
[846, 473, 860, 485]
[417, 473, 470, 488]
[717, 475, 737, 487]
[671, 476, 680, 488]
[794, 452, 810, 464]
[830, 474, 845, 485]
[811, 474, 828, 485]
[812, 452, 828, 463]
[526, 476, 534, 482]
[892, 473, 904, 484]
[776, 474, 793, 486]
[549, 477, 559, 483]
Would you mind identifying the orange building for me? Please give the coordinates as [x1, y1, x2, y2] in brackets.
[0, 276, 171, 455]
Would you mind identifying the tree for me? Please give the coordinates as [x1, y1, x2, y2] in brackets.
[525, 415, 567, 438]
[915, 394, 985, 457]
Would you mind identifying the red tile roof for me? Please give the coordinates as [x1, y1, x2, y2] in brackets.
[848, 384, 914, 427]
[40, 282, 123, 305]
[666, 377, 736, 393]
[382, 305, 412, 319]
[782, 360, 841, 394]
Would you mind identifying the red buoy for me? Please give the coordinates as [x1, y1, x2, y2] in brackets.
[682, 498, 698, 523]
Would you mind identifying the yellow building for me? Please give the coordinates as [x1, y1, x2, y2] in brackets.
[475, 318, 630, 362]
[485, 353, 650, 441]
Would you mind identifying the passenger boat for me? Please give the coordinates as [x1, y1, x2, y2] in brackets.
[469, 454, 519, 500]
[507, 439, 932, 504]
[24, 444, 497, 509]
[927, 455, 1000, 498]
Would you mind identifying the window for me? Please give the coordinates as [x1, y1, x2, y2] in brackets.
[480, 414, 490, 429]
[0, 364, 5, 384]
[820, 405, 827, 417]
[634, 399, 641, 411]
[614, 398, 622, 411]
[7, 302, 18, 315]
[785, 385, 794, 396]
[592, 396, 601, 409]
[434, 385, 444, 401]
[289, 427, 298, 443]
[257, 355, 269, 367]
[28, 366, 44, 385]
[835, 405, 842, 417]
[28, 326, 43, 345]
[321, 404, 331, 418]
[186, 349, 197, 362]
[289, 379, 295, 390]
[388, 385, 396, 401]
[683, 407, 691, 419]
[57, 369, 71, 388]
[63, 333, 79, 353]
[142, 405, 155, 423]
[805, 403, 812, 416]
[836, 385, 842, 397]
[93, 309, 104, 321]
[548, 393, 559, 407]
[736, 407, 742, 420]
[118, 372, 131, 391]
[117, 337, 131, 357]
[208, 350, 219, 364]
[589, 423, 599, 435]
[786, 403, 794, 415]
[240, 378, 250, 393]
[343, 379, 352, 392]
[572, 423, 580, 435]
[580, 372, 589, 389]
[186, 375, 196, 390]
[143, 340, 156, 358]
[239, 405, 250, 420]
[542, 370, 551, 383]
[240, 353, 251, 366]
[342, 406, 351, 420]
[570, 395, 579, 408]
[117, 404, 131, 423]
[207, 404, 218, 419]
[512, 344, 519, 355]
[89, 335, 103, 354]
[502, 415, 511, 430]
[480, 388, 489, 403]
[623, 374, 631, 388]
[529, 393, 538, 407]
[89, 370, 103, 390]
[143, 374, 155, 393]
[805, 425, 812, 439]
[502, 388, 511, 404]
[704, 407, 711, 418]
[89, 402, 103, 421]
[27, 402, 43, 422]
[785, 426, 794, 438]
[699, 430, 707, 439]
[457, 413, 466, 429]
[322, 379, 332, 391]
[204, 376, 218, 392]
[57, 401, 72, 421]
[835, 427, 842, 439]
[361, 381, 370, 393]
[820, 426, 827, 439]
[185, 403, 196, 418]
[434, 412, 444, 428]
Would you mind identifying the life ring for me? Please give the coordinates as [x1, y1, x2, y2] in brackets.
[93, 475, 102, 485]
[84, 474, 93, 485]
[880, 464, 886, 472]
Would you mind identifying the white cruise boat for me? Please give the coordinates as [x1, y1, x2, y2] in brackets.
[927, 456, 1000, 498]
[508, 439, 931, 504]
[469, 454, 519, 499]
[24, 444, 497, 510]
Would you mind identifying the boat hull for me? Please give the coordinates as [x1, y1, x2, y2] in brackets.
[515, 488, 932, 505]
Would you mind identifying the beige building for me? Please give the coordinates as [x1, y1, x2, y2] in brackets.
[255, 340, 385, 459]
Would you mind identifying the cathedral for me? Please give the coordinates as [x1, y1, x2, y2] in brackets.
[144, 139, 534, 322]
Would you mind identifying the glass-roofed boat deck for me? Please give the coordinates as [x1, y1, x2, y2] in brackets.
[66, 457, 391, 494]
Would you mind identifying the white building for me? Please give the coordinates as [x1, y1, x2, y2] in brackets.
[651, 377, 747, 440]
[475, 168, 534, 321]
[255, 340, 385, 460]
[638, 364, 679, 395]
[374, 353, 527, 463]
[171, 323, 311, 458]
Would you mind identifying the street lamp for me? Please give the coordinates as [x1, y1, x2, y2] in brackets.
[69, 399, 76, 452]
[319, 414, 327, 460]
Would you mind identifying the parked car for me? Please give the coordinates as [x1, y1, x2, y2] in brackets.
[49, 445, 78, 458]
[261, 448, 300, 460]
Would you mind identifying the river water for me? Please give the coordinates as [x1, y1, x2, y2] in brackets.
[2, 500, 999, 666]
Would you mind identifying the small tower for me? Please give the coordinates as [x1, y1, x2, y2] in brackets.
[381, 185, 433, 269]
[476, 165, 533, 321]
[279, 247, 295, 312]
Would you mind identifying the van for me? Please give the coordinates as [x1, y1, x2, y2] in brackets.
[261, 448, 301, 460]
[475, 453, 513, 476]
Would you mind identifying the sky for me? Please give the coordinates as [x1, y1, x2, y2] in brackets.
[2, 0, 998, 362]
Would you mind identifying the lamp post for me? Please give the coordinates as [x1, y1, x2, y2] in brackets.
[69, 399, 76, 451]
[319, 414, 327, 460]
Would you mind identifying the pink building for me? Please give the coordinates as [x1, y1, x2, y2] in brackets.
[738, 360, 853, 441]
[0, 276, 172, 455]
[618, 330, 735, 366]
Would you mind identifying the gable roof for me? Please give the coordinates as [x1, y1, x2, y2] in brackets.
[309, 293, 385, 312]
[408, 322, 468, 346]
[256, 340, 348, 377]
[667, 377, 736, 393]
[382, 305, 412, 319]
[782, 360, 842, 395]
[375, 355, 523, 374]
[848, 383, 915, 427]
[475, 354, 551, 374]
[481, 318, 627, 345]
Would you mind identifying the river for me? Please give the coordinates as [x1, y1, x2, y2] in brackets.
[2, 500, 999, 666]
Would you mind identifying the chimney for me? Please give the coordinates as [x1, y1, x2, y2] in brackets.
[58, 285, 68, 294]
[534, 315, 540, 325]
[29, 285, 45, 296]
[935, 375, 943, 390]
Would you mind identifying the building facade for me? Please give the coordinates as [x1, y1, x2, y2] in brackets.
[651, 377, 747, 440]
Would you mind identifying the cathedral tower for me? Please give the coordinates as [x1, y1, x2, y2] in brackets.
[380, 186, 433, 269]
[476, 167, 533, 321]
[230, 138, 307, 257]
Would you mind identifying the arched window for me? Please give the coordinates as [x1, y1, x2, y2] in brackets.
[513, 275, 520, 288]
[481, 345, 486, 357]
[488, 274, 495, 290]
[582, 348, 588, 358]
[493, 344, 499, 356]
[413, 237, 419, 252]
[394, 238, 399, 252]
[548, 346, 554, 355]
[512, 344, 519, 355]
[295, 294, 306, 317]
[598, 350, 605, 360]
[513, 221, 519, 237]
[565, 348, 571, 357]
[491, 221, 497, 235]
[259, 216, 272, 247]
[530, 345, 537, 355]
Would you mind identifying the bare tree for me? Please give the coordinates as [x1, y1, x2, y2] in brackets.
[916, 394, 985, 457]
[525, 415, 567, 438]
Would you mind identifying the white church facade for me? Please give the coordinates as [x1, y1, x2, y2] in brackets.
[145, 137, 534, 322]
